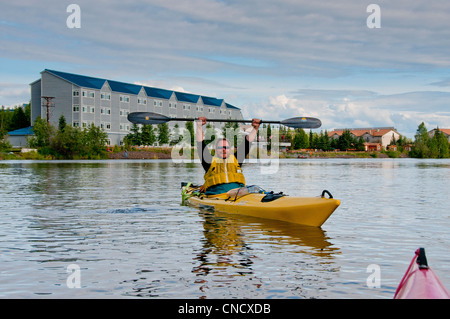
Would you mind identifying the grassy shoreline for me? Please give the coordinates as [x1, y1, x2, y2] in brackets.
[1, 147, 410, 160]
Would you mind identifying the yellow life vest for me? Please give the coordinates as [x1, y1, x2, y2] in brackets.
[203, 155, 246, 190]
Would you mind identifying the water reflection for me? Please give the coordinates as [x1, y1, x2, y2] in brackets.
[190, 209, 340, 298]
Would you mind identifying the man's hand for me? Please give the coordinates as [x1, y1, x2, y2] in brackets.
[251, 118, 261, 130]
[197, 117, 207, 126]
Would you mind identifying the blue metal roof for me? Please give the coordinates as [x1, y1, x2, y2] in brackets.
[8, 126, 34, 136]
[107, 80, 142, 95]
[143, 87, 173, 99]
[43, 69, 240, 110]
[225, 103, 240, 109]
[202, 96, 224, 106]
[174, 91, 200, 103]
[45, 69, 106, 89]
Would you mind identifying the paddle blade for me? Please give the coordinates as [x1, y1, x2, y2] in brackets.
[280, 117, 322, 129]
[127, 112, 170, 125]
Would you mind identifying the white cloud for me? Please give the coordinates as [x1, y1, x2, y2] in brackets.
[245, 89, 450, 138]
[0, 83, 30, 107]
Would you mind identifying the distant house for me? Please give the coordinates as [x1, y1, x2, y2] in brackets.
[364, 142, 381, 151]
[387, 144, 398, 151]
[404, 144, 413, 152]
[428, 128, 450, 142]
[328, 127, 401, 150]
[6, 126, 34, 148]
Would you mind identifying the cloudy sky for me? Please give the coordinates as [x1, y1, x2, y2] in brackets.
[1, 0, 450, 137]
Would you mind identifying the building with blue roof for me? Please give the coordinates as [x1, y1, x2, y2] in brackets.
[30, 69, 243, 145]
[6, 126, 34, 148]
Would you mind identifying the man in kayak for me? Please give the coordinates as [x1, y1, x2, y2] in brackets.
[196, 117, 261, 195]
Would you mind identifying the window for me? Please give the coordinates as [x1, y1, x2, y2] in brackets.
[73, 90, 80, 97]
[154, 100, 163, 107]
[101, 92, 110, 100]
[101, 107, 111, 115]
[101, 122, 111, 130]
[120, 109, 130, 116]
[183, 104, 190, 110]
[169, 102, 177, 109]
[73, 105, 80, 112]
[138, 98, 147, 105]
[120, 124, 130, 131]
[82, 106, 87, 113]
[73, 121, 80, 127]
[90, 106, 95, 113]
[82, 91, 86, 97]
[88, 91, 95, 98]
[120, 95, 130, 103]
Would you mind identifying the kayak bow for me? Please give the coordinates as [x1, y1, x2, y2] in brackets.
[181, 183, 340, 227]
[394, 248, 450, 299]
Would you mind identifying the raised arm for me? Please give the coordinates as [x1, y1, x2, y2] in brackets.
[246, 118, 261, 142]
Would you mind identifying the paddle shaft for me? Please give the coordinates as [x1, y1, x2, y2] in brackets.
[167, 117, 279, 125]
[127, 112, 322, 129]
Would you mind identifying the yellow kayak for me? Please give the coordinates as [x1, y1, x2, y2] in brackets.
[181, 183, 340, 227]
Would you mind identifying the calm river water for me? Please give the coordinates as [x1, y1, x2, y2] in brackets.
[0, 158, 449, 299]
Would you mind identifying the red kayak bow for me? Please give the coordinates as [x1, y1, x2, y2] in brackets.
[394, 248, 450, 299]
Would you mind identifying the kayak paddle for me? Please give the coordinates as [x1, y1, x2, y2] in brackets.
[127, 111, 321, 129]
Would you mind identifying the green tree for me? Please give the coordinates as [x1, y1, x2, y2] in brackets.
[83, 124, 108, 157]
[157, 122, 170, 145]
[58, 115, 67, 132]
[319, 130, 332, 151]
[411, 122, 431, 158]
[355, 136, 365, 151]
[292, 129, 309, 149]
[51, 124, 83, 158]
[185, 121, 195, 146]
[338, 129, 354, 151]
[434, 129, 450, 158]
[126, 123, 141, 146]
[9, 106, 29, 131]
[170, 123, 183, 146]
[28, 117, 53, 148]
[141, 124, 156, 146]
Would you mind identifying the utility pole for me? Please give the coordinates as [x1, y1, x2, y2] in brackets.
[41, 96, 55, 145]
[41, 96, 55, 124]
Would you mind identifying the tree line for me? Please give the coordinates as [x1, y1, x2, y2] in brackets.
[1, 104, 449, 159]
[410, 122, 449, 158]
[279, 127, 365, 151]
[28, 115, 108, 159]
